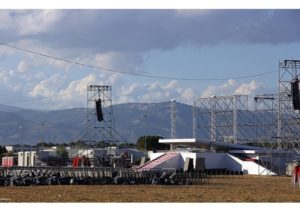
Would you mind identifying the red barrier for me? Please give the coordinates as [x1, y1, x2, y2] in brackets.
[72, 156, 81, 168]
[1, 157, 15, 167]
[292, 165, 300, 188]
[72, 156, 91, 167]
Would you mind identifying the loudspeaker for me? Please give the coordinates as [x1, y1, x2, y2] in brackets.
[291, 78, 300, 110]
[95, 99, 103, 121]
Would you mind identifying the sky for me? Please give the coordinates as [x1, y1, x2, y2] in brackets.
[0, 10, 300, 110]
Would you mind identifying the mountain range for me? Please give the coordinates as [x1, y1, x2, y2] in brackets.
[0, 102, 193, 145]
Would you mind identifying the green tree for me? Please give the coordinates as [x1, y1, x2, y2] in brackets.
[70, 140, 86, 148]
[136, 135, 169, 151]
[0, 146, 7, 158]
[95, 141, 109, 148]
[118, 142, 137, 148]
[56, 145, 69, 160]
[37, 142, 56, 147]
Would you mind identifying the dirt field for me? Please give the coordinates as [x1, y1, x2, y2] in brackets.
[0, 175, 300, 202]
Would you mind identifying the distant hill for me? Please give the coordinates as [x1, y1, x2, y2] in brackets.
[0, 102, 193, 145]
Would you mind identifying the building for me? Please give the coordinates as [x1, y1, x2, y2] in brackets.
[136, 138, 297, 175]
[5, 145, 36, 153]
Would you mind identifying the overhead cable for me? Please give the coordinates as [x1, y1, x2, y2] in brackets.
[0, 42, 276, 81]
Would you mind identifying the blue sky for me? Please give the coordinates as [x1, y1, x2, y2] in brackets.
[0, 10, 300, 110]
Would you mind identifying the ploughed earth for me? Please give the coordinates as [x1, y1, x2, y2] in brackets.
[0, 175, 299, 202]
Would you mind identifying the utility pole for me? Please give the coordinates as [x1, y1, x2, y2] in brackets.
[171, 99, 176, 138]
[142, 114, 147, 157]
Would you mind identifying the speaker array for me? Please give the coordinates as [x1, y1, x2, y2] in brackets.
[95, 99, 103, 121]
[291, 78, 300, 110]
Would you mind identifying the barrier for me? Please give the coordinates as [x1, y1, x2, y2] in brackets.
[292, 165, 300, 188]
[0, 166, 210, 186]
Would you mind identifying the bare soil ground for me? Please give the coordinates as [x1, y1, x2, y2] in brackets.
[0, 175, 300, 202]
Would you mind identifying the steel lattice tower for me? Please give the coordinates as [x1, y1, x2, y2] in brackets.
[192, 101, 197, 138]
[194, 95, 251, 143]
[253, 94, 280, 175]
[278, 60, 300, 153]
[85, 85, 114, 143]
[192, 60, 300, 175]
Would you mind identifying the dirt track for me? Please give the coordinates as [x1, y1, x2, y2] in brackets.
[0, 175, 299, 202]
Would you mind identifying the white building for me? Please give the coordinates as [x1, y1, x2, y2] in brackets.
[136, 138, 295, 175]
[6, 145, 36, 153]
[18, 151, 36, 166]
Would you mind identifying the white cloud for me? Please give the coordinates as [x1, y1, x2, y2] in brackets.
[181, 88, 195, 102]
[2, 10, 299, 54]
[115, 80, 196, 105]
[201, 79, 237, 98]
[0, 10, 289, 110]
[31, 72, 120, 109]
[16, 10, 64, 36]
[17, 60, 29, 74]
[29, 74, 66, 98]
[120, 83, 139, 96]
[0, 11, 15, 30]
[95, 51, 144, 74]
[57, 73, 98, 101]
[163, 80, 178, 90]
[0, 70, 10, 84]
[12, 39, 74, 72]
[234, 80, 263, 95]
[201, 79, 266, 98]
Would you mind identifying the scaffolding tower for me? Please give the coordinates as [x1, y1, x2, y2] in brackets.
[192, 60, 300, 175]
[278, 60, 300, 153]
[253, 94, 281, 175]
[85, 85, 114, 143]
[254, 94, 278, 148]
[193, 95, 253, 144]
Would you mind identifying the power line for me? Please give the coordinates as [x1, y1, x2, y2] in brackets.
[0, 42, 276, 81]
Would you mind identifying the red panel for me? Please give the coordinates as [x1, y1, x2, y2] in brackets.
[2, 157, 14, 167]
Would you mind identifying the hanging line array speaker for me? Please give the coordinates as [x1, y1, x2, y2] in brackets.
[291, 78, 300, 110]
[95, 99, 104, 121]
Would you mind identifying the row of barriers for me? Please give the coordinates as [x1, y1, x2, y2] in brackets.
[0, 166, 210, 186]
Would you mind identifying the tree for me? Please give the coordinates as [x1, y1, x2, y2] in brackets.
[69, 140, 86, 148]
[0, 146, 7, 158]
[136, 135, 169, 152]
[37, 142, 56, 147]
[56, 145, 69, 161]
[118, 142, 137, 148]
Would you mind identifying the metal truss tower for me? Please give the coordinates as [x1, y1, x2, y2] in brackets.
[171, 99, 176, 138]
[253, 94, 281, 175]
[254, 94, 278, 147]
[194, 95, 252, 144]
[192, 60, 300, 175]
[85, 85, 114, 143]
[278, 60, 300, 153]
[192, 101, 196, 138]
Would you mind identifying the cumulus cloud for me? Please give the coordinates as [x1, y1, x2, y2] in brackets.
[0, 10, 63, 35]
[57, 74, 99, 101]
[115, 80, 196, 104]
[29, 74, 66, 98]
[201, 79, 267, 98]
[0, 70, 10, 84]
[1, 10, 300, 53]
[95, 51, 144, 74]
[26, 71, 121, 109]
[234, 80, 263, 95]
[16, 60, 29, 74]
[0, 10, 294, 110]
[16, 10, 64, 36]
